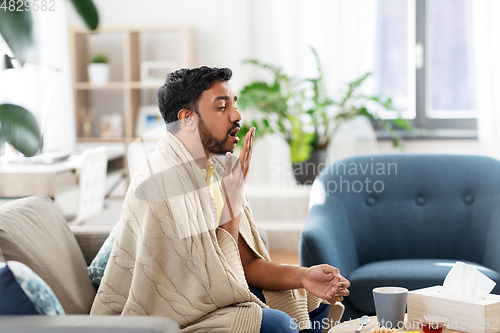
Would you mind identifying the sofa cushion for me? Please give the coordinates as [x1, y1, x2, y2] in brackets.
[0, 261, 38, 314]
[0, 261, 65, 315]
[348, 259, 500, 314]
[0, 196, 96, 314]
[88, 223, 118, 289]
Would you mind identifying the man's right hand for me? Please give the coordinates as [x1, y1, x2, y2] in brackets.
[301, 264, 351, 303]
[219, 127, 255, 239]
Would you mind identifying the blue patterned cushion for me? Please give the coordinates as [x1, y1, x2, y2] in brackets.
[0, 261, 65, 315]
[88, 224, 118, 289]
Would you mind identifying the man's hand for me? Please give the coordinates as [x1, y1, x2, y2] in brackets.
[238, 237, 350, 303]
[301, 264, 350, 303]
[219, 127, 255, 240]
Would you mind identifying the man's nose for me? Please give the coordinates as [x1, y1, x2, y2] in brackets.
[230, 106, 241, 123]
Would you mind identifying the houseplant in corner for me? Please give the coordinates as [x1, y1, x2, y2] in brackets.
[237, 47, 412, 184]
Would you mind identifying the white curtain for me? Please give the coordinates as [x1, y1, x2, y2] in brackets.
[240, 0, 380, 185]
[473, 0, 500, 157]
[237, 0, 378, 99]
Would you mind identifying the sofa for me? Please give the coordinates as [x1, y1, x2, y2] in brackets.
[299, 154, 500, 321]
[0, 195, 180, 332]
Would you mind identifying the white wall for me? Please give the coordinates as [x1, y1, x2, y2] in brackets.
[67, 0, 255, 92]
[35, 3, 76, 153]
[66, 0, 377, 93]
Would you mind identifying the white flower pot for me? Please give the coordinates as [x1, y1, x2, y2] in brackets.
[88, 63, 110, 86]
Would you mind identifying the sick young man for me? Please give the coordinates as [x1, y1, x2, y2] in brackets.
[90, 66, 350, 333]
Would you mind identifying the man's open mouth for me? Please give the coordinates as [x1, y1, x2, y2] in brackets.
[228, 127, 240, 140]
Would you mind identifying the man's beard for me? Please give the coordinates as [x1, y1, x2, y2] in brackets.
[197, 117, 238, 155]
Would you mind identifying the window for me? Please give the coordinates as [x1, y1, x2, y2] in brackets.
[375, 0, 477, 131]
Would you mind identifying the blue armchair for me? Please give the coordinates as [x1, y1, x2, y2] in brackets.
[299, 154, 500, 321]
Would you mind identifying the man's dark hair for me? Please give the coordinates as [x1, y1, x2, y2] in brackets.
[157, 66, 233, 133]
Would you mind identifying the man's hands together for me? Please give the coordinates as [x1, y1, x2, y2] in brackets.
[301, 264, 350, 303]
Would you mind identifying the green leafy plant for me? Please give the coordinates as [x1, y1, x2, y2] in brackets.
[237, 47, 412, 163]
[0, 0, 99, 156]
[0, 104, 41, 156]
[89, 53, 108, 64]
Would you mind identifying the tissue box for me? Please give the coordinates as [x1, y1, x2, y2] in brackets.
[407, 286, 500, 333]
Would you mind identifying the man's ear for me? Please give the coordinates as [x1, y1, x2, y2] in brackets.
[177, 109, 196, 132]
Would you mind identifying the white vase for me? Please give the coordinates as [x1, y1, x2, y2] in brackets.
[87, 63, 110, 86]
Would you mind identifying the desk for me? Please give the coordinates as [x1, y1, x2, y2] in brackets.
[0, 152, 125, 198]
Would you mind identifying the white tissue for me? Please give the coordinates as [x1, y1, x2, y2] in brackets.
[442, 262, 496, 299]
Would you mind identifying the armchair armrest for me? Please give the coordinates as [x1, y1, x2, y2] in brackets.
[482, 209, 500, 273]
[70, 225, 114, 266]
[0, 315, 179, 333]
[299, 204, 360, 277]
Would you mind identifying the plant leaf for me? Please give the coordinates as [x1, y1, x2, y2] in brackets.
[394, 117, 413, 130]
[0, 9, 33, 65]
[0, 104, 42, 156]
[340, 72, 371, 106]
[69, 0, 99, 30]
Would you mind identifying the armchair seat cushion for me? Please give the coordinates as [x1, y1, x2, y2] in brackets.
[348, 259, 500, 314]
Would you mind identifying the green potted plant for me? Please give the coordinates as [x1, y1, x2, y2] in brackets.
[88, 53, 109, 86]
[237, 47, 412, 184]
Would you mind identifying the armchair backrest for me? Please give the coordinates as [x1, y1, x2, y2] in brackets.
[305, 154, 500, 271]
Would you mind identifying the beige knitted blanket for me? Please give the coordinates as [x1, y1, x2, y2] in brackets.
[90, 131, 343, 332]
